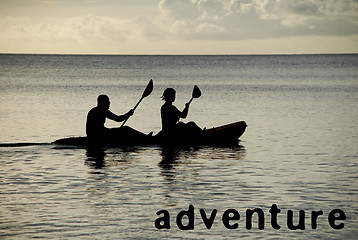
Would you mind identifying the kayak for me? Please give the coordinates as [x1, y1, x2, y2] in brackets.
[53, 121, 247, 147]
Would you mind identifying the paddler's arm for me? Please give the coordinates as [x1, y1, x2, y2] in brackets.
[107, 109, 134, 122]
[179, 103, 189, 119]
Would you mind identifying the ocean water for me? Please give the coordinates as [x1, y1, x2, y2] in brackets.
[0, 54, 357, 239]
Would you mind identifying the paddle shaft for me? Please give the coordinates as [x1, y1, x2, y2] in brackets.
[120, 96, 143, 127]
[120, 79, 153, 128]
[188, 97, 194, 105]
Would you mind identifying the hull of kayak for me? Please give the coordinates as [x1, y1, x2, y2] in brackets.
[53, 121, 247, 147]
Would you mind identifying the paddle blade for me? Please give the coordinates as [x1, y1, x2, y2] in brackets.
[142, 79, 153, 98]
[192, 85, 201, 99]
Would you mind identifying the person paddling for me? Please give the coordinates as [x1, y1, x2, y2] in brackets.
[86, 94, 146, 144]
[159, 88, 202, 141]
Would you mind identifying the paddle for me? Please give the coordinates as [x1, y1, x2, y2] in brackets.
[187, 85, 201, 105]
[121, 79, 153, 127]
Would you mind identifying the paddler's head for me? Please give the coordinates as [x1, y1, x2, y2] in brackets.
[161, 88, 176, 103]
[97, 94, 110, 109]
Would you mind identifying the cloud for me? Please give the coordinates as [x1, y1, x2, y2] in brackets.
[3, 1, 358, 43]
[0, 14, 147, 52]
[0, 0, 357, 53]
[158, 0, 358, 40]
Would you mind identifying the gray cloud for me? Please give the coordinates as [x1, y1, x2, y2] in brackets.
[3, 0, 357, 43]
[158, 0, 358, 40]
[1, 14, 143, 44]
[1, 0, 357, 53]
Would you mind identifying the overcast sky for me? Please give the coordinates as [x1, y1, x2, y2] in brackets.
[1, 0, 358, 54]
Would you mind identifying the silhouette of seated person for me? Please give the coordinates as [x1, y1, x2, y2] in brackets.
[158, 88, 202, 142]
[86, 94, 147, 144]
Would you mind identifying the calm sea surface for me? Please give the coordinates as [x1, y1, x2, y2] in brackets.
[0, 54, 357, 239]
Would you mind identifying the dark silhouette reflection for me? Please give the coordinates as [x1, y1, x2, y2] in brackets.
[158, 144, 246, 207]
[159, 146, 180, 168]
[159, 144, 246, 180]
[85, 147, 106, 169]
[85, 146, 142, 172]
[158, 146, 179, 184]
[158, 145, 200, 184]
[159, 144, 201, 165]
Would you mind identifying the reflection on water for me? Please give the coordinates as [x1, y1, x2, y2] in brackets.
[1, 140, 357, 238]
[160, 146, 181, 164]
[85, 144, 246, 173]
[84, 144, 246, 193]
[85, 146, 144, 171]
[156, 145, 247, 208]
[158, 144, 246, 179]
[85, 147, 106, 169]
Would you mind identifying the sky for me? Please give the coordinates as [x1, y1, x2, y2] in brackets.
[1, 0, 358, 54]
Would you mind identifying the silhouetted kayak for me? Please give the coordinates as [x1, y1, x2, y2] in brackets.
[53, 121, 247, 147]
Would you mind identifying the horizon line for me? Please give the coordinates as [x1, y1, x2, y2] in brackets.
[1, 52, 357, 56]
